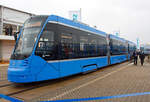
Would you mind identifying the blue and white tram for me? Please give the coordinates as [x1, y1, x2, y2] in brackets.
[8, 15, 134, 83]
[128, 41, 136, 59]
[109, 34, 128, 64]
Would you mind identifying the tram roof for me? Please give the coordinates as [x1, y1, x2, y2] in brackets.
[128, 40, 136, 45]
[47, 15, 107, 37]
[109, 34, 127, 42]
[109, 34, 136, 45]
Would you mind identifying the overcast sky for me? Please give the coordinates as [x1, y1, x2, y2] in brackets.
[1, 0, 150, 44]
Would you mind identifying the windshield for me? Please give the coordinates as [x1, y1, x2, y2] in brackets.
[15, 27, 40, 54]
[11, 16, 48, 60]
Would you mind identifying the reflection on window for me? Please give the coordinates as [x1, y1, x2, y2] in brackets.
[97, 37, 107, 56]
[61, 33, 73, 59]
[14, 27, 40, 55]
[80, 36, 88, 51]
[36, 30, 55, 60]
[110, 38, 127, 55]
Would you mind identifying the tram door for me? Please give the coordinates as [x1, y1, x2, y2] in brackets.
[126, 41, 129, 60]
[107, 35, 111, 65]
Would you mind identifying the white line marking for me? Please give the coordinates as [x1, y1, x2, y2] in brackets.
[49, 63, 133, 100]
[0, 64, 9, 67]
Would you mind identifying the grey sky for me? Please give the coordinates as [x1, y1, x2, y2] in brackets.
[1, 0, 150, 44]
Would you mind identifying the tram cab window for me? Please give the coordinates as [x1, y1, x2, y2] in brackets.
[35, 30, 55, 60]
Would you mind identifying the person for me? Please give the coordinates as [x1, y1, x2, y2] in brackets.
[148, 54, 150, 62]
[133, 50, 138, 65]
[8, 25, 13, 36]
[5, 26, 9, 35]
[139, 51, 145, 66]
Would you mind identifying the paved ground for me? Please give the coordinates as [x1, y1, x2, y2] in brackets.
[1, 60, 150, 102]
[38, 61, 150, 102]
[0, 65, 8, 81]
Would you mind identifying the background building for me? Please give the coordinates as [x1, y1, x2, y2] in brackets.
[140, 44, 150, 55]
[0, 5, 35, 62]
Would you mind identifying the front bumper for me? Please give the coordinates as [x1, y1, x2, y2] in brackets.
[7, 67, 36, 83]
[8, 74, 36, 83]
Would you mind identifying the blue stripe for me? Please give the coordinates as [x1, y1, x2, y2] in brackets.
[41, 92, 150, 102]
[0, 94, 23, 102]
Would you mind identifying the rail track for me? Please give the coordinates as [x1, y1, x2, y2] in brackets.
[0, 80, 12, 88]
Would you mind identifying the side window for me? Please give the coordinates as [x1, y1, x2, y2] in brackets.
[110, 39, 119, 55]
[88, 36, 98, 57]
[72, 34, 78, 58]
[102, 37, 107, 56]
[110, 38, 128, 55]
[80, 36, 88, 57]
[119, 41, 123, 54]
[97, 36, 107, 56]
[36, 30, 55, 60]
[115, 40, 127, 55]
[61, 33, 73, 59]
